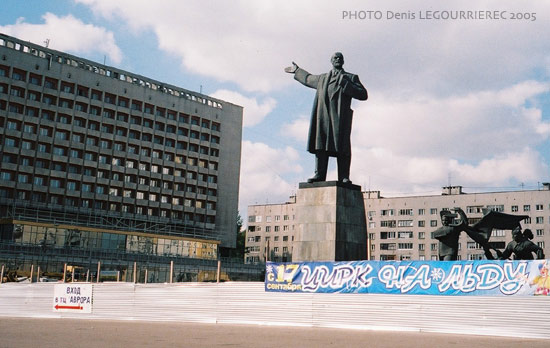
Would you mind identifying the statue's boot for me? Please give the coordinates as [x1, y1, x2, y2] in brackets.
[307, 152, 328, 183]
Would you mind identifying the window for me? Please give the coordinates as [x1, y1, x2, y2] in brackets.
[430, 220, 438, 227]
[4, 138, 17, 147]
[418, 244, 425, 251]
[486, 205, 504, 212]
[398, 243, 413, 250]
[536, 217, 544, 224]
[524, 205, 531, 212]
[397, 220, 413, 227]
[16, 173, 29, 183]
[112, 143, 124, 151]
[380, 220, 396, 228]
[511, 205, 518, 212]
[7, 120, 20, 130]
[430, 243, 437, 251]
[536, 229, 544, 237]
[467, 242, 480, 250]
[430, 208, 437, 215]
[380, 231, 396, 239]
[536, 204, 544, 211]
[418, 220, 425, 227]
[53, 147, 66, 156]
[50, 179, 62, 188]
[37, 143, 49, 153]
[33, 176, 44, 186]
[467, 206, 484, 214]
[398, 231, 413, 238]
[492, 229, 506, 237]
[12, 69, 25, 81]
[55, 131, 68, 140]
[381, 209, 394, 216]
[380, 243, 396, 250]
[29, 74, 41, 85]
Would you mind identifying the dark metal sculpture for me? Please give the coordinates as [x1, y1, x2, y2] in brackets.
[285, 52, 368, 184]
[498, 227, 545, 260]
[433, 208, 487, 261]
[433, 208, 530, 261]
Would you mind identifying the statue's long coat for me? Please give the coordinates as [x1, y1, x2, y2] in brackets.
[294, 67, 367, 156]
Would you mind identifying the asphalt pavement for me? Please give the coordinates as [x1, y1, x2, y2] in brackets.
[0, 318, 547, 348]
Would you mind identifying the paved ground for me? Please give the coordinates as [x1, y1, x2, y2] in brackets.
[0, 318, 548, 348]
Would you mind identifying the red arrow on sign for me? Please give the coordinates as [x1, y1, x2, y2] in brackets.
[55, 304, 83, 310]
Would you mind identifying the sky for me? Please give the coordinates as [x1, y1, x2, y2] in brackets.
[2, 0, 550, 218]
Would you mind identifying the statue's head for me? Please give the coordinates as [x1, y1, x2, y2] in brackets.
[331, 52, 344, 69]
[440, 210, 456, 226]
[512, 226, 523, 242]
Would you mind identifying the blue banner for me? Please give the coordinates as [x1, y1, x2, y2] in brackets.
[265, 260, 550, 296]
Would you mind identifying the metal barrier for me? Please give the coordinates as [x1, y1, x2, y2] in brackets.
[0, 282, 549, 339]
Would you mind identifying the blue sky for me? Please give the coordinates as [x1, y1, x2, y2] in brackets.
[2, 0, 550, 217]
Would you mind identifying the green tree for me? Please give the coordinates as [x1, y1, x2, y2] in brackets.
[234, 213, 245, 260]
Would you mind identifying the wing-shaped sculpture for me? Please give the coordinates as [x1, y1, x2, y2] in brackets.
[472, 211, 529, 241]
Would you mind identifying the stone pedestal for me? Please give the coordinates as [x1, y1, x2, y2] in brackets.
[292, 181, 367, 262]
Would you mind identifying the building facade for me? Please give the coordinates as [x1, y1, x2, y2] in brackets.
[366, 185, 550, 261]
[0, 33, 243, 280]
[245, 185, 550, 263]
[245, 196, 296, 263]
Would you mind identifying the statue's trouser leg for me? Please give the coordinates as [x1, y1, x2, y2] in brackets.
[314, 152, 328, 181]
[337, 154, 351, 181]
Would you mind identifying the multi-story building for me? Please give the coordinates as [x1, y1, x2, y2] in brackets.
[0, 33, 243, 280]
[245, 185, 550, 263]
[366, 185, 550, 261]
[245, 196, 296, 263]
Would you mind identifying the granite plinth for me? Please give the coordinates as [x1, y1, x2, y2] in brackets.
[292, 181, 367, 262]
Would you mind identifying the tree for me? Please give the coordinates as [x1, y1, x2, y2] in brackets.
[234, 213, 245, 260]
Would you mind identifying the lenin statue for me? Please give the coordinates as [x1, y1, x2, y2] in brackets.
[285, 52, 368, 184]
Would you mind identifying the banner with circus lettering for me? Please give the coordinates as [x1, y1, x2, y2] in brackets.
[265, 260, 550, 296]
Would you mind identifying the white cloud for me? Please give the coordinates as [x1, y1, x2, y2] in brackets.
[280, 115, 310, 143]
[0, 13, 122, 64]
[350, 147, 548, 196]
[239, 141, 303, 213]
[352, 80, 550, 160]
[75, 0, 550, 95]
[210, 90, 276, 127]
[346, 80, 550, 194]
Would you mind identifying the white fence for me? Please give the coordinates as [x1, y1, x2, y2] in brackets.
[1, 282, 549, 339]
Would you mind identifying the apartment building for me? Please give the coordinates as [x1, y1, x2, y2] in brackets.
[245, 196, 297, 263]
[366, 185, 550, 261]
[245, 185, 550, 263]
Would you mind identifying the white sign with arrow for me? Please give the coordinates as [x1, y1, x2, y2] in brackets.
[53, 284, 93, 313]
